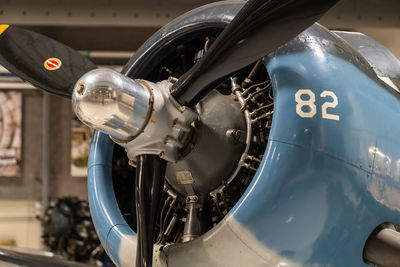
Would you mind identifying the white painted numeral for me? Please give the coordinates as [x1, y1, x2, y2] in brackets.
[320, 90, 339, 121]
[295, 89, 317, 118]
[294, 89, 339, 121]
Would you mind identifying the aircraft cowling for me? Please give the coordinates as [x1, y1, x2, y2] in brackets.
[87, 1, 400, 267]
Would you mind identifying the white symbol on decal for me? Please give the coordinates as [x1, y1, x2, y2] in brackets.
[295, 89, 317, 118]
[320, 90, 339, 121]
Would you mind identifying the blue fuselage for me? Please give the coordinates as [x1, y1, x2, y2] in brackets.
[231, 24, 400, 266]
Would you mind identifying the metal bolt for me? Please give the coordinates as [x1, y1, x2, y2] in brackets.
[231, 130, 240, 140]
[186, 195, 198, 203]
[164, 136, 169, 144]
[168, 76, 178, 83]
[226, 129, 241, 143]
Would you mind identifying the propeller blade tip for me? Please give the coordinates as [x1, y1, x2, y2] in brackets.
[0, 24, 9, 35]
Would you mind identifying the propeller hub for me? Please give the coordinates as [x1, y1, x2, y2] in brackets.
[72, 69, 198, 162]
[121, 79, 198, 162]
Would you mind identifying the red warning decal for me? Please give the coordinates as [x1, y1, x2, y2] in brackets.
[44, 58, 62, 70]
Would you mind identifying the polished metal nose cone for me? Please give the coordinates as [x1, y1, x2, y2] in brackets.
[72, 69, 152, 141]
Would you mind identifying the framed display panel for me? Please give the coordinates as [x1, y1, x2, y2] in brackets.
[71, 114, 92, 177]
[0, 91, 22, 176]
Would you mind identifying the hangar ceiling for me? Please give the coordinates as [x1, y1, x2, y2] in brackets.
[0, 0, 399, 56]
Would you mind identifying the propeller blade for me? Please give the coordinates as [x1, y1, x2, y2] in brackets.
[171, 0, 339, 106]
[135, 155, 166, 267]
[0, 24, 96, 97]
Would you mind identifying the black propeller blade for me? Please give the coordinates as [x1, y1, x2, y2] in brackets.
[171, 0, 339, 107]
[135, 155, 166, 267]
[0, 24, 96, 97]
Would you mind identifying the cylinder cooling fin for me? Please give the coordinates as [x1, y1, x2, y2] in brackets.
[96, 66, 274, 267]
[112, 29, 273, 246]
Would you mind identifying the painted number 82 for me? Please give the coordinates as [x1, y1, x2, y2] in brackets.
[295, 89, 339, 121]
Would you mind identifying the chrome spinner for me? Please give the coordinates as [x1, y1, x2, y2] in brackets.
[72, 69, 197, 162]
